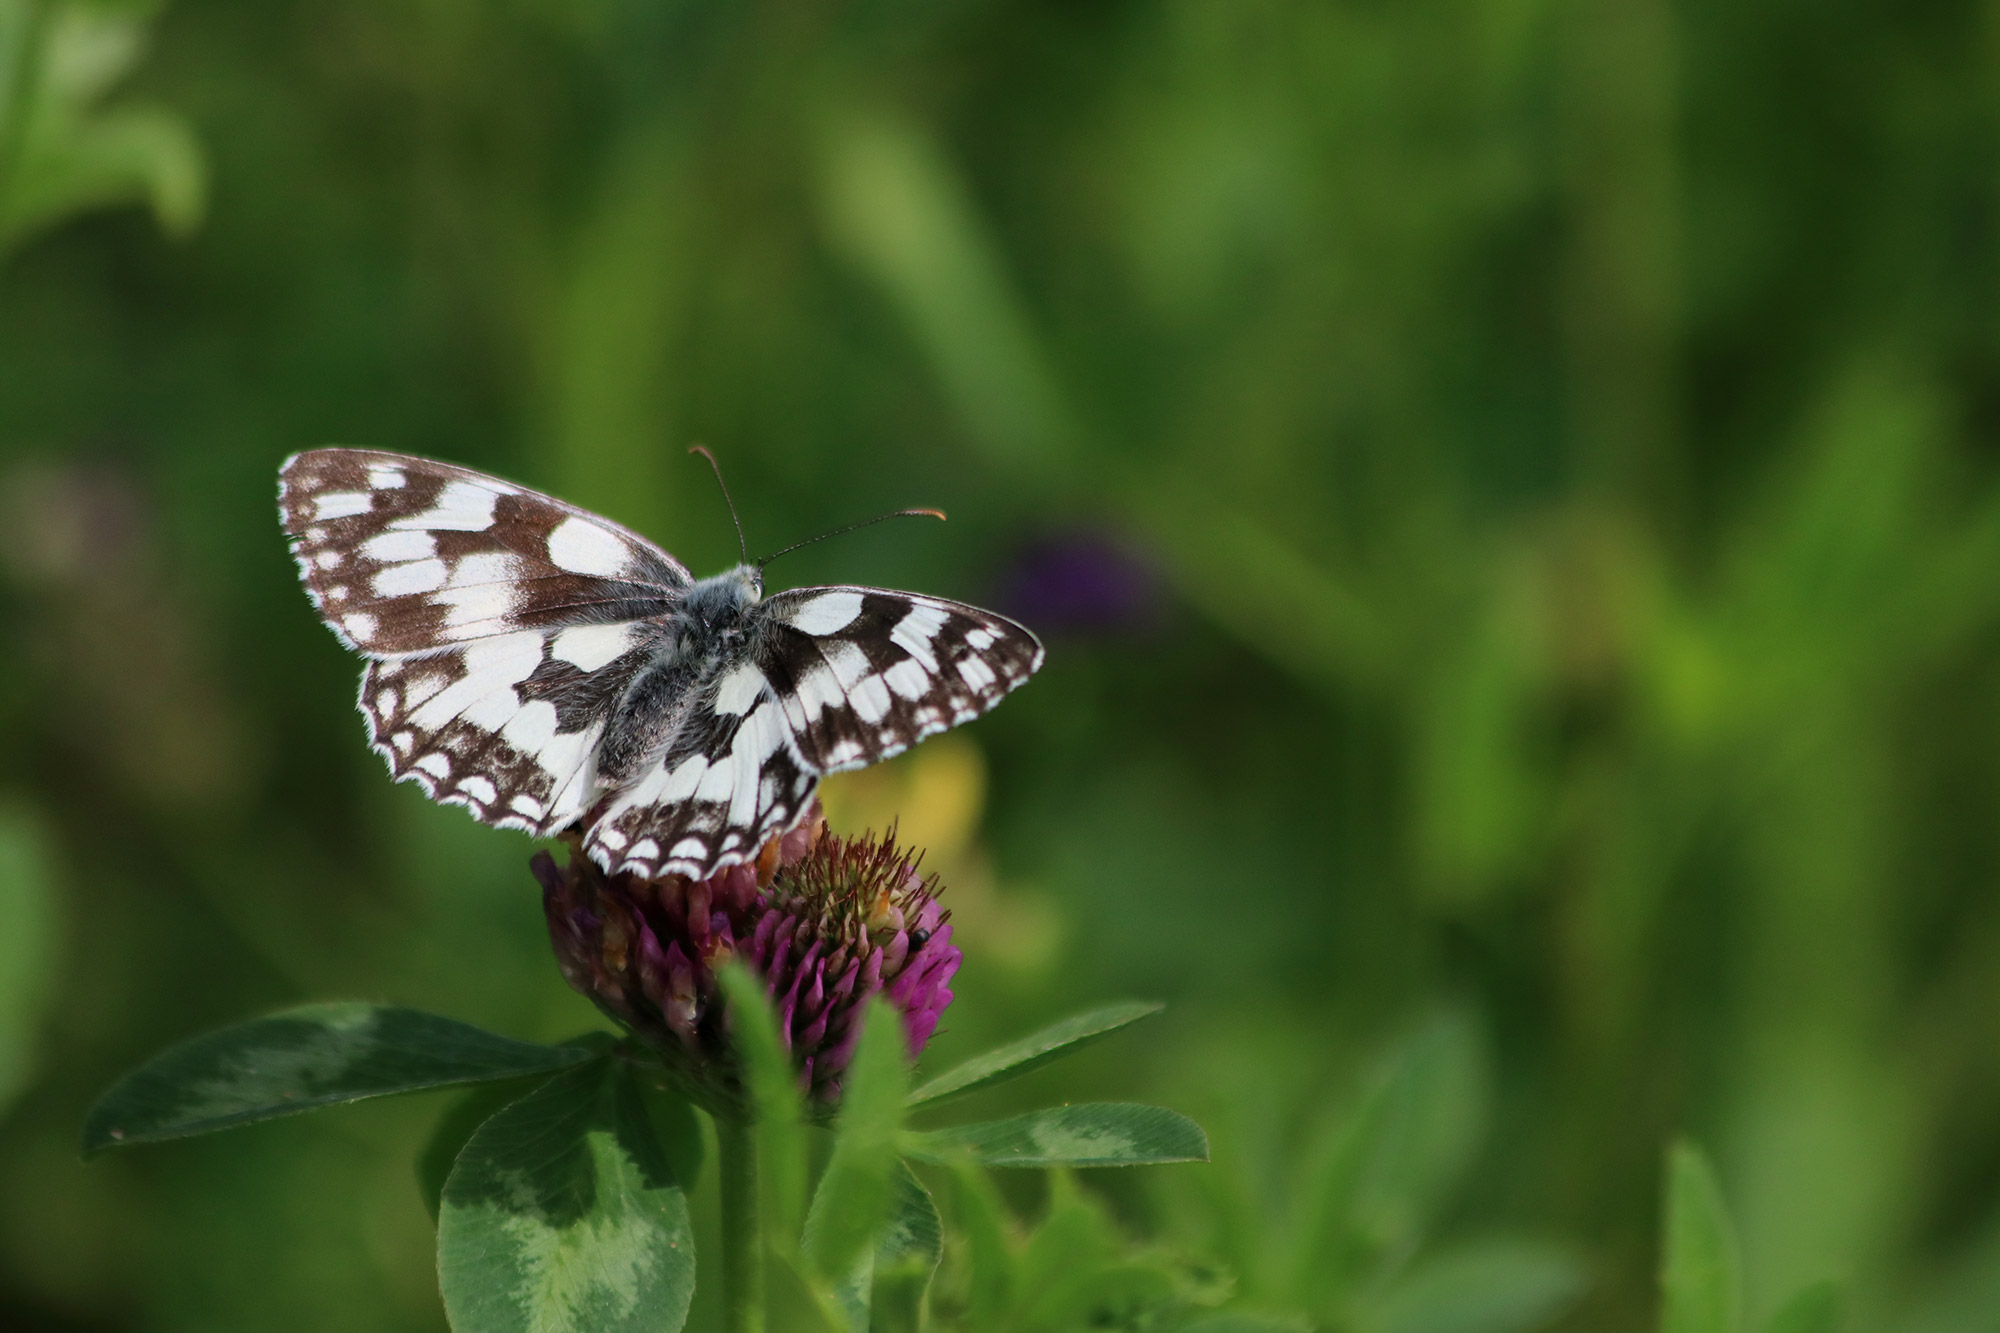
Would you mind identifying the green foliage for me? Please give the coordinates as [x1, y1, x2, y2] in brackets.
[0, 0, 203, 259]
[80, 1003, 597, 1151]
[1662, 1143, 1743, 1333]
[904, 1103, 1208, 1169]
[0, 804, 57, 1117]
[906, 1001, 1163, 1108]
[14, 0, 2000, 1328]
[437, 1060, 695, 1333]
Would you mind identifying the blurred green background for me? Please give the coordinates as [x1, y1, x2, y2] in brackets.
[8, 0, 2000, 1329]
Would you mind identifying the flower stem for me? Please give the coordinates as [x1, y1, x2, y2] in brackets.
[718, 1113, 764, 1333]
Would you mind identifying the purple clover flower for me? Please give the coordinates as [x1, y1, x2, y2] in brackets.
[535, 803, 959, 1105]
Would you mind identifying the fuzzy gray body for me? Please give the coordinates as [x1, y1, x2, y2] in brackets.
[278, 449, 1045, 880]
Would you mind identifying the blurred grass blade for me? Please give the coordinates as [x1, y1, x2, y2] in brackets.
[1762, 1282, 1840, 1333]
[948, 1159, 1014, 1330]
[81, 1003, 600, 1152]
[906, 1000, 1163, 1108]
[803, 998, 909, 1288]
[0, 805, 58, 1118]
[903, 1103, 1208, 1168]
[1369, 1236, 1588, 1333]
[1661, 1141, 1742, 1333]
[437, 1061, 694, 1333]
[1288, 1011, 1489, 1305]
[870, 1161, 943, 1333]
[716, 961, 807, 1240]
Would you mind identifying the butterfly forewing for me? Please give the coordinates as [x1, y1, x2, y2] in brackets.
[281, 449, 686, 836]
[279, 448, 690, 655]
[760, 587, 1044, 773]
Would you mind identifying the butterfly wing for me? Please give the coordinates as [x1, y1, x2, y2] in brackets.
[582, 586, 1044, 880]
[279, 448, 688, 834]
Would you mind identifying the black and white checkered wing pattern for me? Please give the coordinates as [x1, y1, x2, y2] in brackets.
[279, 448, 687, 836]
[583, 662, 819, 878]
[758, 587, 1043, 773]
[583, 588, 1042, 880]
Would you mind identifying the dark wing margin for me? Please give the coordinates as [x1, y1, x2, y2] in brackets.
[757, 586, 1044, 774]
[278, 448, 690, 657]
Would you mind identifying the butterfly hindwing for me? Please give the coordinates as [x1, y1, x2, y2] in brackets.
[279, 448, 690, 655]
[759, 586, 1044, 773]
[281, 449, 685, 836]
[584, 662, 819, 878]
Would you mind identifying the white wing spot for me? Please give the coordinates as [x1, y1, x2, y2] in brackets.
[628, 837, 661, 862]
[713, 662, 768, 716]
[551, 623, 633, 671]
[883, 657, 931, 700]
[595, 826, 627, 850]
[671, 837, 708, 860]
[390, 731, 415, 754]
[784, 590, 865, 635]
[957, 655, 998, 691]
[457, 775, 498, 804]
[312, 491, 372, 520]
[343, 611, 377, 640]
[891, 604, 948, 670]
[314, 549, 344, 570]
[547, 516, 631, 577]
[368, 465, 407, 489]
[850, 672, 892, 723]
[361, 530, 437, 562]
[373, 559, 448, 597]
[511, 794, 547, 820]
[415, 752, 452, 779]
[375, 688, 400, 716]
[393, 479, 496, 532]
[964, 627, 998, 650]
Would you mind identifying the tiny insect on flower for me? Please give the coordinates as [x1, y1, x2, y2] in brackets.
[535, 801, 960, 1105]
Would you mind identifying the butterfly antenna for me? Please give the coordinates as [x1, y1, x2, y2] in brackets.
[757, 507, 947, 570]
[688, 445, 749, 564]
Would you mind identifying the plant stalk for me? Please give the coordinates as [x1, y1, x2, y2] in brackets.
[718, 1113, 764, 1333]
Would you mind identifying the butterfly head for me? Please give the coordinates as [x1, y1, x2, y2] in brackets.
[681, 563, 765, 630]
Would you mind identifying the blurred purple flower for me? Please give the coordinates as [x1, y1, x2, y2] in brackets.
[994, 531, 1166, 636]
[536, 803, 959, 1105]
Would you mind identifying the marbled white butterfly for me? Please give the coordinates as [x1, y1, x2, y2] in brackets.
[279, 448, 1044, 880]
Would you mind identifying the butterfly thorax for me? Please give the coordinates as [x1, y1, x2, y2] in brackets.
[595, 565, 766, 785]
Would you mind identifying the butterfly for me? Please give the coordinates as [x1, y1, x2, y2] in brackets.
[278, 448, 1044, 881]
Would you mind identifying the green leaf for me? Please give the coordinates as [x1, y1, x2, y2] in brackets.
[1286, 1011, 1489, 1307]
[1369, 1237, 1588, 1333]
[417, 1076, 556, 1223]
[81, 1003, 599, 1152]
[1660, 1141, 1742, 1333]
[869, 1162, 944, 1333]
[1175, 1316, 1314, 1333]
[904, 1103, 1209, 1168]
[437, 1060, 694, 1333]
[0, 805, 58, 1117]
[804, 999, 909, 1284]
[631, 1074, 705, 1193]
[947, 1159, 1015, 1331]
[906, 1001, 1164, 1108]
[716, 961, 806, 1240]
[1762, 1283, 1841, 1333]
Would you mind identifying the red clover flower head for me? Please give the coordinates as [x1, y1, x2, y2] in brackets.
[535, 802, 959, 1106]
